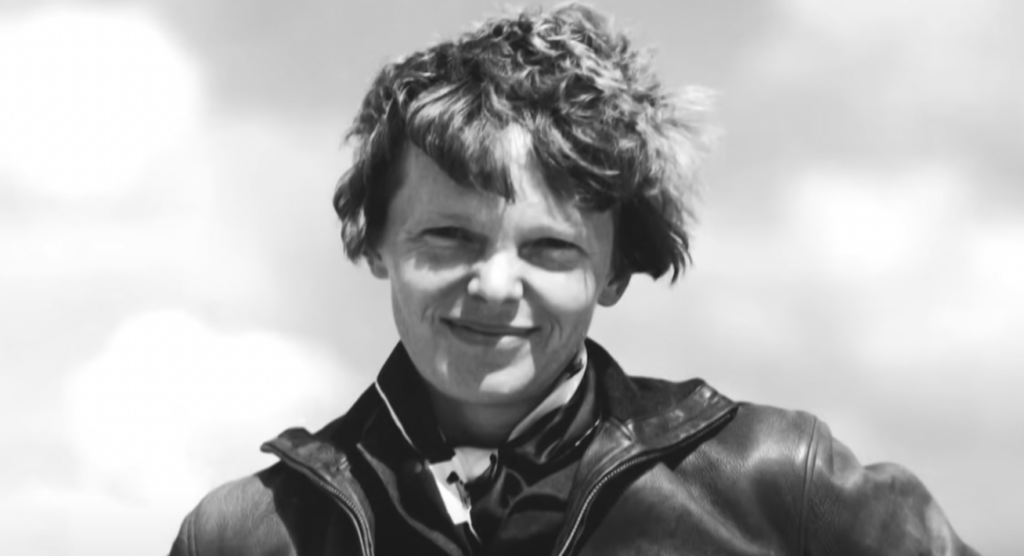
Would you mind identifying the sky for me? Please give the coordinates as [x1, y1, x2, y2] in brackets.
[0, 0, 1021, 554]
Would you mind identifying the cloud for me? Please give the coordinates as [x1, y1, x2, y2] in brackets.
[0, 5, 203, 200]
[769, 0, 1019, 87]
[855, 219, 1024, 383]
[0, 109, 365, 553]
[785, 165, 964, 282]
[774, 162, 1024, 415]
[0, 110, 350, 354]
[0, 481, 174, 556]
[1, 306, 365, 555]
[644, 160, 1024, 417]
[63, 309, 362, 506]
[730, 0, 1024, 171]
[712, 0, 1024, 427]
[783, 165, 1024, 369]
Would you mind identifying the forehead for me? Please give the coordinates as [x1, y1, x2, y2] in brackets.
[391, 143, 593, 232]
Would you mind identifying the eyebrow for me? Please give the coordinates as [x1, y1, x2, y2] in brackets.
[408, 197, 595, 242]
[412, 211, 478, 228]
[429, 208, 583, 233]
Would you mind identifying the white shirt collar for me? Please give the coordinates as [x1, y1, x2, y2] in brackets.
[376, 345, 589, 527]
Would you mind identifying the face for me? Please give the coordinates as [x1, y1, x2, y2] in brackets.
[369, 143, 628, 408]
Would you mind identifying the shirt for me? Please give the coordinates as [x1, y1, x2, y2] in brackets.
[357, 343, 599, 554]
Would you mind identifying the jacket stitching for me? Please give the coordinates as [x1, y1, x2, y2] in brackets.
[798, 416, 820, 556]
[186, 506, 199, 556]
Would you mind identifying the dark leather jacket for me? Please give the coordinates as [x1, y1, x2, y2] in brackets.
[170, 340, 978, 555]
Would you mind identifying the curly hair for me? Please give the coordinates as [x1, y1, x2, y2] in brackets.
[333, 3, 714, 281]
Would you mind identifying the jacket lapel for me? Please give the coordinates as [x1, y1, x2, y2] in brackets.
[260, 387, 381, 554]
[260, 339, 738, 556]
[551, 339, 739, 556]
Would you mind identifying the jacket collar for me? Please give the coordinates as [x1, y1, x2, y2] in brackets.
[371, 341, 588, 462]
[584, 338, 737, 452]
[262, 337, 737, 471]
[561, 338, 738, 497]
[260, 338, 737, 540]
[545, 339, 738, 556]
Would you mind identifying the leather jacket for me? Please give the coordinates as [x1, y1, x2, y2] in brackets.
[169, 340, 979, 555]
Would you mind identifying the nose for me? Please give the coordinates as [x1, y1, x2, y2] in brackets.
[467, 250, 523, 303]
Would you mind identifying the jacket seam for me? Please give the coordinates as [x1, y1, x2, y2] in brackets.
[798, 416, 820, 556]
[187, 506, 199, 556]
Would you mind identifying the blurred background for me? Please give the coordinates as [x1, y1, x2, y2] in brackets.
[0, 0, 1021, 554]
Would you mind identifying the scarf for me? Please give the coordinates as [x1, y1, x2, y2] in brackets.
[364, 343, 599, 554]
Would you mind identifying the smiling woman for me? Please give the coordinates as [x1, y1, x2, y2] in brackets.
[169, 4, 980, 556]
[368, 139, 623, 445]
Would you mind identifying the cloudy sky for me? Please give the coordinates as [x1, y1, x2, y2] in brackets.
[0, 0, 1021, 554]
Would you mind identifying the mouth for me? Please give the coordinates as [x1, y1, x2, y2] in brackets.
[441, 318, 538, 344]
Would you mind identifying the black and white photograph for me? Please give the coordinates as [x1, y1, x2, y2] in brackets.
[0, 1, 1020, 554]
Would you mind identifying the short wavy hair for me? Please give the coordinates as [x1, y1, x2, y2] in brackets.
[333, 3, 714, 281]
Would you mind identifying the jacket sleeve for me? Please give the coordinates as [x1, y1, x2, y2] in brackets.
[802, 418, 980, 556]
[166, 477, 288, 556]
[169, 508, 198, 556]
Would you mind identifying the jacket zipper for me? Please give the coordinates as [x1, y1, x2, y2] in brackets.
[265, 446, 375, 556]
[554, 409, 736, 556]
[553, 450, 662, 556]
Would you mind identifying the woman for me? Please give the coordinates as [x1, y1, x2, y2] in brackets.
[171, 4, 978, 555]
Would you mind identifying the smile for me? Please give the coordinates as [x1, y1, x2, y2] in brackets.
[441, 318, 537, 344]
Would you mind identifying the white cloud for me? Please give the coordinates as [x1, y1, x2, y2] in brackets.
[0, 6, 203, 200]
[0, 118, 326, 312]
[857, 223, 1024, 373]
[0, 481, 163, 556]
[63, 309, 362, 507]
[786, 165, 963, 282]
[780, 0, 1000, 38]
[0, 215, 206, 282]
[742, 0, 1024, 141]
[772, 164, 1024, 416]
[1, 308, 366, 555]
[683, 161, 1024, 420]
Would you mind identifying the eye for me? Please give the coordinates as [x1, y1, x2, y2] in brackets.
[526, 237, 583, 269]
[422, 226, 473, 244]
[533, 237, 578, 251]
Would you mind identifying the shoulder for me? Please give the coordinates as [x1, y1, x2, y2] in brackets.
[169, 464, 310, 556]
[659, 398, 822, 547]
[720, 402, 821, 453]
[691, 398, 979, 554]
[709, 401, 920, 489]
[685, 400, 823, 493]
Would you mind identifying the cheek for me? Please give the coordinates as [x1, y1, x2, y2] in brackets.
[528, 268, 601, 318]
[392, 259, 466, 312]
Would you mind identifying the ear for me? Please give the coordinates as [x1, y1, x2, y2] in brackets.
[597, 273, 630, 307]
[367, 250, 389, 280]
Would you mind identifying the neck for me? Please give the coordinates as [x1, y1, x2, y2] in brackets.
[428, 390, 545, 447]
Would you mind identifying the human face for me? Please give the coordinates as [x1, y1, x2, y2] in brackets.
[369, 143, 627, 408]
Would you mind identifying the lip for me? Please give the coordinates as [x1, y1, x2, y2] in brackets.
[441, 318, 538, 344]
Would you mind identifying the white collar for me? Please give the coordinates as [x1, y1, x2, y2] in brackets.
[378, 346, 589, 528]
[507, 346, 588, 441]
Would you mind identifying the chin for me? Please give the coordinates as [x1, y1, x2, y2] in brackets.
[442, 356, 540, 402]
[479, 369, 537, 397]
